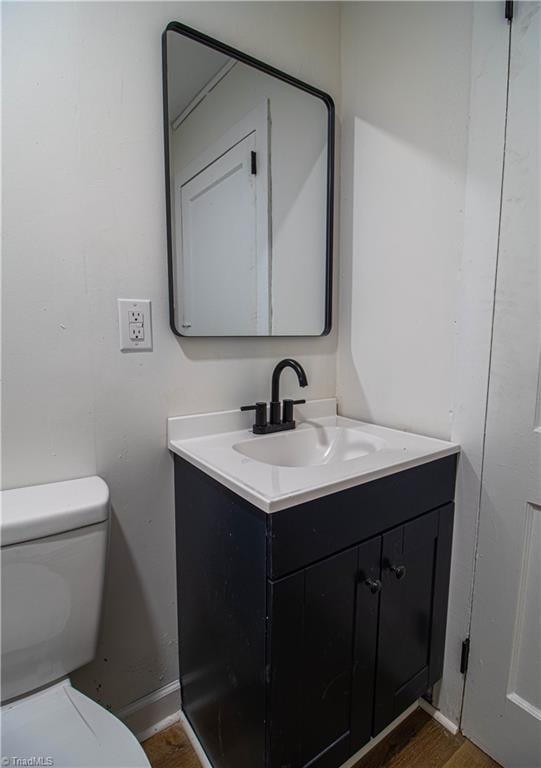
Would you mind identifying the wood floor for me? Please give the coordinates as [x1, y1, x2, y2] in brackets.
[142, 708, 501, 768]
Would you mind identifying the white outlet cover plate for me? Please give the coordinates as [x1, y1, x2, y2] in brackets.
[118, 299, 153, 352]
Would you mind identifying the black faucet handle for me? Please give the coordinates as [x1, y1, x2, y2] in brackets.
[282, 399, 306, 424]
[240, 402, 268, 428]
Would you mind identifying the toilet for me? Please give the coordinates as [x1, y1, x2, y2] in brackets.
[0, 476, 150, 768]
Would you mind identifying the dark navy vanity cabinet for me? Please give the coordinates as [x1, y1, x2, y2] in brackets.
[174, 454, 457, 768]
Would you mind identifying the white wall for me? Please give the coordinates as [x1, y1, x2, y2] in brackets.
[338, 1, 473, 440]
[1, 1, 340, 713]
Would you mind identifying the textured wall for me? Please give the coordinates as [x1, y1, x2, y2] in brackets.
[338, 2, 473, 440]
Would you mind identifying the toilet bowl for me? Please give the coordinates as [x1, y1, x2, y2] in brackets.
[2, 680, 149, 767]
[0, 477, 150, 768]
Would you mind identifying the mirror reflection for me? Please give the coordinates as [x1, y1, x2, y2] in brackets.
[164, 25, 334, 336]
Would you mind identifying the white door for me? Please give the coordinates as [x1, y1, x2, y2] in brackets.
[462, 4, 541, 766]
[179, 132, 262, 335]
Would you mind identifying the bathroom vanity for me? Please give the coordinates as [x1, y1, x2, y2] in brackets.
[162, 24, 460, 765]
[168, 399, 459, 768]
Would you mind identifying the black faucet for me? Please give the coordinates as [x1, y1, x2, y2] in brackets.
[241, 359, 308, 434]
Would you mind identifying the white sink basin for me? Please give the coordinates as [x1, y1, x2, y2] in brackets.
[233, 425, 386, 467]
[167, 399, 460, 513]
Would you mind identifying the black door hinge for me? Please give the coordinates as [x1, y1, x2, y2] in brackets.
[505, 0, 514, 22]
[460, 637, 470, 675]
[251, 151, 257, 175]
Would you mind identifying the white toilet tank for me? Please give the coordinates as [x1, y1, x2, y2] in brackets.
[1, 477, 109, 702]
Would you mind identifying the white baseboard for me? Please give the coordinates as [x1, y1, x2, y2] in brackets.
[180, 711, 213, 768]
[117, 679, 181, 743]
[418, 697, 459, 735]
[339, 701, 419, 767]
[118, 679, 459, 763]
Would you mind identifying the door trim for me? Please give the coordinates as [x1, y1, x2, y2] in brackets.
[433, 3, 511, 729]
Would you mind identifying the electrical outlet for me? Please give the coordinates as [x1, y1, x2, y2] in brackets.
[118, 299, 152, 352]
[128, 310, 144, 324]
[129, 322, 144, 341]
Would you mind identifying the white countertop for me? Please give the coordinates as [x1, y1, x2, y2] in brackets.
[167, 399, 460, 513]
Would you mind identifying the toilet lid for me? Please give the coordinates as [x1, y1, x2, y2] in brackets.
[1, 681, 150, 768]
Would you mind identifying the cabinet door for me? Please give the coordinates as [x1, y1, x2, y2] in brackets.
[268, 546, 362, 768]
[373, 505, 454, 734]
[351, 536, 382, 751]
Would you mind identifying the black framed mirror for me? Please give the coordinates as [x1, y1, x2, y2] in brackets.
[162, 22, 334, 337]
